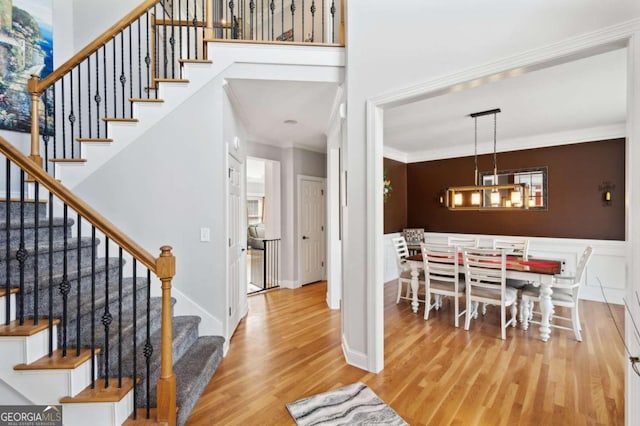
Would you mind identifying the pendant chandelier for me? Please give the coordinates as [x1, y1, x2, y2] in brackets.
[445, 108, 529, 210]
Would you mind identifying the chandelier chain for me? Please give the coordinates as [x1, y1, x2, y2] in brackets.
[493, 112, 498, 179]
[474, 117, 478, 186]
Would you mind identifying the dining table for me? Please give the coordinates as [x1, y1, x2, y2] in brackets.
[404, 253, 563, 342]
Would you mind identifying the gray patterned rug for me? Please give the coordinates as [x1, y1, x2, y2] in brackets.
[286, 382, 408, 426]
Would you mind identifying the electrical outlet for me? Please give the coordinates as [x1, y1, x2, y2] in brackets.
[200, 227, 210, 242]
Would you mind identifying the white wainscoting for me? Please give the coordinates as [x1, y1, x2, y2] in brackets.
[384, 232, 626, 304]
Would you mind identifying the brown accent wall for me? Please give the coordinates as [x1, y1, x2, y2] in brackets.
[383, 157, 408, 234]
[405, 138, 625, 240]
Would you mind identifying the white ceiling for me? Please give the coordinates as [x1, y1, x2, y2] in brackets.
[384, 48, 627, 161]
[225, 48, 626, 158]
[226, 79, 340, 152]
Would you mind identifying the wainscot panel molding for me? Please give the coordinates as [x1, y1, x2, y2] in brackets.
[384, 232, 625, 305]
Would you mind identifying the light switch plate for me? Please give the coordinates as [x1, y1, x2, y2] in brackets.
[200, 227, 211, 242]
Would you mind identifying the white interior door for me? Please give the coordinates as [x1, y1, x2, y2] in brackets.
[299, 176, 326, 285]
[228, 154, 245, 336]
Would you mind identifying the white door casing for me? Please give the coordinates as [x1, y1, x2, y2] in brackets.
[227, 152, 245, 338]
[299, 176, 326, 285]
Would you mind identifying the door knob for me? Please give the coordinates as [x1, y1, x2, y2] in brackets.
[302, 235, 308, 240]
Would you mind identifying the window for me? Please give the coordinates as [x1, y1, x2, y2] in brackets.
[247, 197, 264, 224]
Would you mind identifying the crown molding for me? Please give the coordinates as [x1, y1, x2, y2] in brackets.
[370, 18, 640, 110]
[398, 123, 626, 163]
[382, 146, 408, 163]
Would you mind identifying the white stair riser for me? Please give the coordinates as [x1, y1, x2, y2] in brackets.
[62, 392, 134, 426]
[6, 355, 97, 405]
[0, 327, 58, 403]
[0, 326, 58, 365]
[0, 294, 17, 324]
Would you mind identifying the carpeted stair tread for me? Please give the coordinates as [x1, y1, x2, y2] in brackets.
[0, 236, 96, 258]
[174, 336, 225, 426]
[0, 237, 98, 282]
[0, 201, 48, 220]
[7, 257, 123, 296]
[0, 211, 226, 424]
[0, 218, 73, 247]
[0, 217, 72, 231]
[30, 276, 149, 329]
[128, 316, 201, 407]
[117, 316, 200, 382]
[66, 296, 170, 355]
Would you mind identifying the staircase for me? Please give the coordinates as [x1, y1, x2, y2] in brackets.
[0, 141, 224, 425]
[0, 1, 345, 424]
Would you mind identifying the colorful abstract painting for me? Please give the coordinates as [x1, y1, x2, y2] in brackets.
[0, 0, 53, 133]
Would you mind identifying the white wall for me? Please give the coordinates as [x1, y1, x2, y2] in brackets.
[73, 77, 228, 337]
[326, 106, 343, 310]
[263, 160, 281, 239]
[53, 0, 74, 65]
[223, 80, 250, 337]
[71, 0, 133, 50]
[343, 0, 640, 373]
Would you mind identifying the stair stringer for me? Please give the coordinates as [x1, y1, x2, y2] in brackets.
[0, 325, 58, 403]
[56, 43, 345, 192]
[55, 62, 226, 189]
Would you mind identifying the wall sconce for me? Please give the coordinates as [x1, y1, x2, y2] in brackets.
[599, 181, 615, 207]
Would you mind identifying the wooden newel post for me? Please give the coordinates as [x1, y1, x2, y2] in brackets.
[156, 245, 177, 426]
[27, 75, 43, 170]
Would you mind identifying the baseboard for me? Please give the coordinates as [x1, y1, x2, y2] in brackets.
[171, 286, 224, 336]
[581, 286, 625, 305]
[326, 293, 340, 310]
[341, 334, 369, 372]
[279, 280, 301, 289]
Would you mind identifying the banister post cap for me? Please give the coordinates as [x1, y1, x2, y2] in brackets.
[27, 75, 40, 94]
[157, 246, 176, 279]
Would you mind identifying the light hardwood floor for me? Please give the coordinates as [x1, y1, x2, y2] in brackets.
[187, 281, 625, 425]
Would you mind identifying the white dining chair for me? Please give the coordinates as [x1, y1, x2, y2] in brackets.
[403, 228, 425, 256]
[421, 243, 466, 327]
[463, 247, 518, 340]
[492, 238, 529, 259]
[492, 238, 531, 320]
[520, 246, 593, 341]
[447, 236, 479, 248]
[391, 236, 424, 304]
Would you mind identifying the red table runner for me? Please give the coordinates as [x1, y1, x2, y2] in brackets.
[406, 253, 561, 275]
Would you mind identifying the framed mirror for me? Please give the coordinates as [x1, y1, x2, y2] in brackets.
[480, 166, 548, 210]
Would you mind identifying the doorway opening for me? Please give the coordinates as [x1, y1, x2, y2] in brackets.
[246, 157, 281, 294]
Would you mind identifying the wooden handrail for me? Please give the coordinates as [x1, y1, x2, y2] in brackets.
[0, 137, 178, 422]
[339, 0, 345, 46]
[34, 0, 162, 94]
[0, 136, 157, 271]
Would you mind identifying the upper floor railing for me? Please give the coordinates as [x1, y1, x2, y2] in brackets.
[213, 0, 344, 44]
